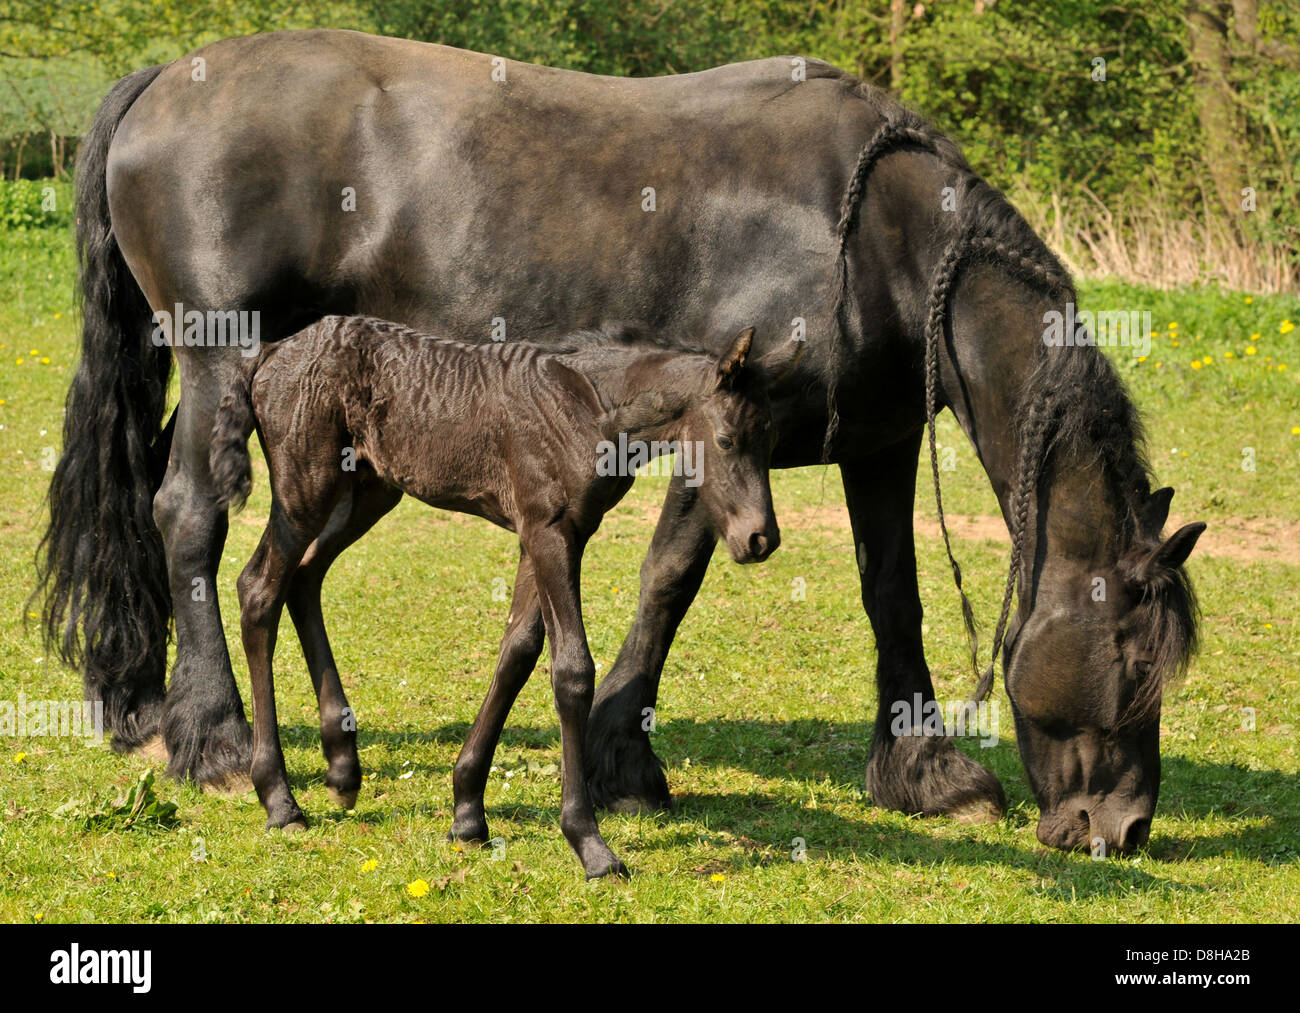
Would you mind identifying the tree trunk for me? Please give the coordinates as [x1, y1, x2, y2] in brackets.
[889, 0, 906, 92]
[1186, 1, 1248, 223]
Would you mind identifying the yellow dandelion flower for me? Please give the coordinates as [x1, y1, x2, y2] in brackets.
[1171, 341, 1180, 348]
[15, 358, 23, 365]
[54, 313, 61, 319]
[14, 752, 26, 763]
[1169, 322, 1178, 330]
[1280, 320, 1295, 334]
[1246, 347, 1257, 355]
[1245, 296, 1252, 304]
[1280, 364, 1288, 371]
[1251, 333, 1261, 341]
[361, 859, 379, 873]
[1202, 356, 1213, 365]
[407, 878, 430, 897]
[452, 843, 463, 853]
[1137, 356, 1148, 363]
[1291, 427, 1300, 435]
[28, 348, 37, 355]
[40, 357, 50, 365]
[1264, 623, 1273, 629]
[1224, 352, 1235, 358]
[1154, 361, 1162, 368]
[710, 873, 726, 882]
[1190, 361, 1202, 370]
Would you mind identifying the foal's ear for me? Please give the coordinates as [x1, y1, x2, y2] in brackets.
[753, 336, 805, 389]
[715, 327, 755, 390]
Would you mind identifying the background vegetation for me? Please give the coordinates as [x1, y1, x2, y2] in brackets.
[0, 2, 1296, 922]
[1, 0, 1296, 288]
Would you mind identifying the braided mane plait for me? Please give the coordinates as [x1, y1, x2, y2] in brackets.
[824, 117, 940, 462]
[920, 224, 1070, 698]
[832, 113, 1076, 700]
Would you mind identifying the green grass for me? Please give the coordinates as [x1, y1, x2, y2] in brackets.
[0, 225, 1297, 923]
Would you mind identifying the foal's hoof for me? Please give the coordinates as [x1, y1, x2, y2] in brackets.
[586, 858, 631, 881]
[328, 786, 359, 810]
[269, 818, 307, 833]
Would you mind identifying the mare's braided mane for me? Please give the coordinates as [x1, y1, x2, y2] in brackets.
[830, 115, 1072, 700]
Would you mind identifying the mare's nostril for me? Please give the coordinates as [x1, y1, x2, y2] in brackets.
[1118, 816, 1151, 852]
[749, 532, 768, 558]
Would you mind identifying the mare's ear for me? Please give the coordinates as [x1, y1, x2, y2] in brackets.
[752, 336, 805, 389]
[1133, 522, 1206, 584]
[604, 389, 690, 439]
[715, 327, 754, 390]
[1137, 486, 1175, 537]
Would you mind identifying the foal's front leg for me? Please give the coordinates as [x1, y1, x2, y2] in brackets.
[524, 522, 627, 879]
[287, 479, 403, 809]
[449, 551, 545, 843]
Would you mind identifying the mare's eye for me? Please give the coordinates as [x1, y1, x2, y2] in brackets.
[716, 435, 735, 452]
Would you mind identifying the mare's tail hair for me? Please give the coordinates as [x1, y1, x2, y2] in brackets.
[34, 63, 172, 751]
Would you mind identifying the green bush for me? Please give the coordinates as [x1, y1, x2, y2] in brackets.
[0, 178, 73, 230]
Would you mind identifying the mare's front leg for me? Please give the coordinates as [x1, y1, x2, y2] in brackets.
[584, 475, 717, 813]
[526, 522, 628, 879]
[286, 478, 403, 809]
[842, 435, 1006, 822]
[239, 500, 326, 830]
[449, 551, 545, 843]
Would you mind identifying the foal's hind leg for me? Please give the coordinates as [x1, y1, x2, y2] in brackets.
[450, 551, 545, 843]
[286, 479, 403, 809]
[525, 522, 627, 879]
[239, 495, 337, 830]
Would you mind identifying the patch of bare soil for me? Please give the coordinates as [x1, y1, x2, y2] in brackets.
[780, 505, 1300, 566]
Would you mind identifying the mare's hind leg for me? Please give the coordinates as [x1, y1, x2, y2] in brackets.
[450, 551, 545, 843]
[239, 491, 339, 830]
[842, 435, 1006, 822]
[286, 478, 403, 810]
[153, 360, 253, 788]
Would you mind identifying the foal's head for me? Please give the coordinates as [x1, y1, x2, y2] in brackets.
[607, 327, 800, 565]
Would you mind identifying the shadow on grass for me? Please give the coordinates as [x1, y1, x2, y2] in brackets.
[276, 715, 1298, 870]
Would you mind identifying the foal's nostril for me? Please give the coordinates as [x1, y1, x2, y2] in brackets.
[748, 532, 768, 559]
[1118, 815, 1151, 852]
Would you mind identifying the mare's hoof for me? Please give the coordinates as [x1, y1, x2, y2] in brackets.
[448, 821, 490, 845]
[586, 858, 631, 881]
[207, 772, 256, 797]
[133, 734, 169, 764]
[604, 795, 671, 816]
[328, 786, 359, 809]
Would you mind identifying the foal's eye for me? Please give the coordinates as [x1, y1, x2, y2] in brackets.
[716, 435, 735, 452]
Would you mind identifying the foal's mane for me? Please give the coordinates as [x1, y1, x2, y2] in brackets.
[830, 92, 1199, 722]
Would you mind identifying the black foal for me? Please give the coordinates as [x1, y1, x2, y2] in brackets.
[210, 315, 796, 878]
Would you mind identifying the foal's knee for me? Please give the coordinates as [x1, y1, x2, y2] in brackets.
[236, 568, 278, 630]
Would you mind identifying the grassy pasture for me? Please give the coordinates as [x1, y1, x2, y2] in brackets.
[0, 225, 1297, 923]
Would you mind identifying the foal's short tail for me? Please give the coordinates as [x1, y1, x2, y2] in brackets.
[209, 370, 257, 513]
